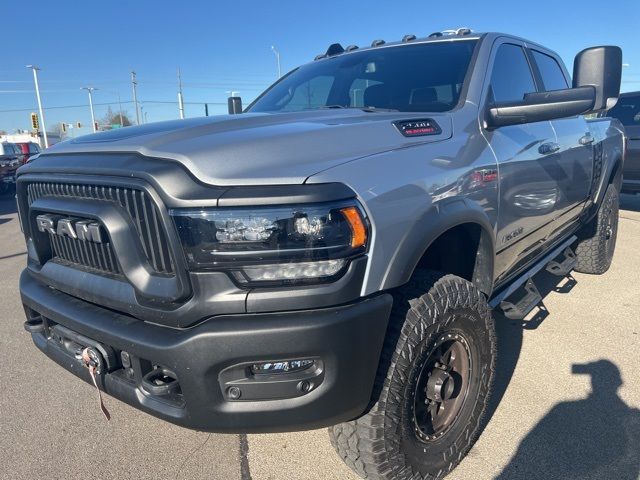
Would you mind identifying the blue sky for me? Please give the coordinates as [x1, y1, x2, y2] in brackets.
[2, 0, 639, 135]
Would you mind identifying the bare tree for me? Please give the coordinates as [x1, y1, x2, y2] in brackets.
[101, 106, 132, 127]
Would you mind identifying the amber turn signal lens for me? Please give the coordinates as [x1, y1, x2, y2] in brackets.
[340, 206, 367, 249]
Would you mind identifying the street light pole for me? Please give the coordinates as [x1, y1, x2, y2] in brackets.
[271, 46, 281, 78]
[131, 71, 140, 125]
[177, 67, 185, 119]
[81, 87, 98, 132]
[26, 65, 48, 148]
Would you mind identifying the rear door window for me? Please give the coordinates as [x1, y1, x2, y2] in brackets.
[531, 50, 569, 91]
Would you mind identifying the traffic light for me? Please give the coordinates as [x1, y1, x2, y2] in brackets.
[60, 123, 67, 133]
[30, 112, 39, 130]
[76, 122, 82, 128]
[94, 121, 99, 131]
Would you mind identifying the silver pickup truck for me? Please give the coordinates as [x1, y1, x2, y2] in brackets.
[17, 30, 624, 479]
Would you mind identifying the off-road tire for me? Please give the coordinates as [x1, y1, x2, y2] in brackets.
[329, 272, 496, 480]
[574, 183, 619, 274]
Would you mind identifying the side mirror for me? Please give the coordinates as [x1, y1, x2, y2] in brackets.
[486, 87, 595, 128]
[228, 96, 243, 114]
[573, 46, 622, 113]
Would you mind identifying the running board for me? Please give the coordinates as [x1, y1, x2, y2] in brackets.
[545, 247, 577, 276]
[499, 278, 542, 320]
[489, 235, 577, 315]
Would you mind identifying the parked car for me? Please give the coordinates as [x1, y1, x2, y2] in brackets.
[602, 91, 640, 193]
[16, 30, 623, 479]
[0, 142, 22, 194]
[14, 141, 41, 164]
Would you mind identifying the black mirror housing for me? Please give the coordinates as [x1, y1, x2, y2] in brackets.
[573, 46, 622, 113]
[228, 96, 243, 114]
[486, 86, 595, 129]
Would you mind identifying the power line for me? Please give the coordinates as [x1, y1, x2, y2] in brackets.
[0, 100, 134, 113]
[0, 99, 234, 113]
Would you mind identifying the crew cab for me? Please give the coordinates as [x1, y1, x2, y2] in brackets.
[16, 30, 623, 479]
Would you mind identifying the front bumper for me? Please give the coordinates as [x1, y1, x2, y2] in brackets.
[20, 269, 392, 433]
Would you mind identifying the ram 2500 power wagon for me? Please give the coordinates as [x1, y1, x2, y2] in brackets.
[17, 30, 624, 479]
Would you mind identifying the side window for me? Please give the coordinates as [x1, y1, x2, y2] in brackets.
[279, 75, 334, 112]
[490, 44, 536, 103]
[531, 50, 569, 91]
[607, 95, 640, 126]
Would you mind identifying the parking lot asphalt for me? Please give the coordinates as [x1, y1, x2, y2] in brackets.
[1, 193, 639, 480]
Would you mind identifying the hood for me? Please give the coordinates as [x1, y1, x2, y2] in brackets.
[43, 110, 452, 186]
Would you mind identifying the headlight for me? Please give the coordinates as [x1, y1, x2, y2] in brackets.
[170, 200, 368, 286]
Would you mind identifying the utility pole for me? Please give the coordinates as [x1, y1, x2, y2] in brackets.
[117, 91, 124, 126]
[26, 65, 48, 148]
[271, 46, 282, 78]
[81, 87, 98, 132]
[131, 71, 140, 125]
[177, 68, 185, 119]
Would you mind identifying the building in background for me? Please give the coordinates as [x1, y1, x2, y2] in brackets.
[0, 131, 62, 148]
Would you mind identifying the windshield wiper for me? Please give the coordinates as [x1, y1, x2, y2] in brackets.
[361, 107, 399, 112]
[316, 105, 399, 112]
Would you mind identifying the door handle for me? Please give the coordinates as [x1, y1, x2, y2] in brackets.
[538, 142, 560, 155]
[579, 134, 594, 145]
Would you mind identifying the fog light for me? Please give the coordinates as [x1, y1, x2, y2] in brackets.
[251, 359, 315, 375]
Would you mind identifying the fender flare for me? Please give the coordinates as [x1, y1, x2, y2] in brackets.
[381, 197, 496, 296]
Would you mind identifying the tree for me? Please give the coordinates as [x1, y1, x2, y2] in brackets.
[101, 106, 133, 127]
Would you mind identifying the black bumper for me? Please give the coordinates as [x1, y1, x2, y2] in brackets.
[20, 269, 392, 433]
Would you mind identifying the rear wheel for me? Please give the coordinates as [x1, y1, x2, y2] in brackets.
[329, 273, 496, 480]
[574, 183, 619, 274]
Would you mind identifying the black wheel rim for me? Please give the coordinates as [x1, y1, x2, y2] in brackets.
[604, 196, 619, 259]
[413, 332, 472, 442]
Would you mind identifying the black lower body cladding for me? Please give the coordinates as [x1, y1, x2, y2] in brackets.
[20, 269, 392, 432]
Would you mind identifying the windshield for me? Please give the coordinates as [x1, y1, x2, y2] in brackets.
[248, 40, 477, 114]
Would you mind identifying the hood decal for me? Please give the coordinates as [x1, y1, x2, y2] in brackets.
[393, 119, 442, 137]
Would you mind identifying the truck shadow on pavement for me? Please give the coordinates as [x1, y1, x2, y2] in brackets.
[495, 359, 639, 479]
[488, 271, 640, 479]
[0, 194, 17, 213]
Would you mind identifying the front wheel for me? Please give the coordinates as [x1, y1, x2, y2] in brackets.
[329, 273, 496, 480]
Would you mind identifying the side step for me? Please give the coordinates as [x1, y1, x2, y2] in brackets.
[545, 247, 576, 276]
[490, 236, 578, 320]
[499, 278, 542, 320]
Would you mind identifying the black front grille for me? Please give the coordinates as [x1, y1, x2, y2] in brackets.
[26, 181, 174, 276]
[49, 231, 121, 275]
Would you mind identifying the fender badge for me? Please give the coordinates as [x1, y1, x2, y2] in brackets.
[393, 119, 442, 137]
